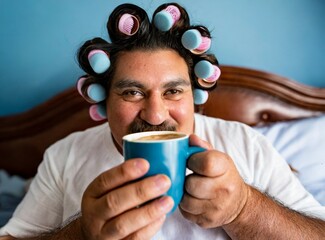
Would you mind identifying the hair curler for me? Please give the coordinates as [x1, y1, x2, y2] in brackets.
[88, 50, 110, 74]
[118, 13, 140, 36]
[181, 29, 211, 54]
[193, 89, 209, 105]
[89, 104, 107, 121]
[153, 5, 181, 31]
[194, 60, 221, 82]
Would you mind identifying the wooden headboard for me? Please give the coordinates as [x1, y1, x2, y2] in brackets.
[1, 65, 325, 178]
[198, 66, 325, 125]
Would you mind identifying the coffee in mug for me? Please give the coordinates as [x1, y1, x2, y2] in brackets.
[135, 133, 185, 141]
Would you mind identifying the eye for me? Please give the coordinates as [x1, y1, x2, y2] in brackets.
[166, 89, 180, 94]
[121, 90, 144, 101]
[164, 89, 183, 100]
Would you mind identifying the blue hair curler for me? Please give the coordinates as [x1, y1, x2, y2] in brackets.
[87, 83, 106, 103]
[181, 29, 211, 54]
[88, 50, 111, 74]
[181, 29, 201, 49]
[154, 5, 181, 31]
[194, 60, 220, 81]
[193, 89, 209, 105]
[194, 60, 215, 79]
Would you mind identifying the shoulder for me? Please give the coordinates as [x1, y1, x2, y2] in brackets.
[41, 123, 111, 172]
[49, 123, 109, 151]
[194, 113, 279, 178]
[194, 113, 261, 142]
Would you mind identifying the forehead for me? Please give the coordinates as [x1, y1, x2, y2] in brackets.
[112, 49, 191, 85]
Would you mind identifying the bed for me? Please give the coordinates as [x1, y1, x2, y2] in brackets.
[0, 65, 325, 224]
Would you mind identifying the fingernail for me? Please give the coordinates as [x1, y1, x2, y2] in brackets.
[158, 196, 174, 212]
[134, 159, 148, 174]
[154, 175, 170, 191]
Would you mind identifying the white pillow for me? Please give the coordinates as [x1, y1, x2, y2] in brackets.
[253, 115, 325, 205]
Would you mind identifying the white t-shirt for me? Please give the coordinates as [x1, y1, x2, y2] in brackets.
[1, 114, 325, 239]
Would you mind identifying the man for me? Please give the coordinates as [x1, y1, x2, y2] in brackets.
[1, 3, 325, 239]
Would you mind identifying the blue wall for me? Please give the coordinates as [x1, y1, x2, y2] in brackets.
[0, 0, 324, 116]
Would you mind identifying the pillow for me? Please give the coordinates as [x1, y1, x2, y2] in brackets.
[0, 170, 27, 227]
[253, 115, 325, 205]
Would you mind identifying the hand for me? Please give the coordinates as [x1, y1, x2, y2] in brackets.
[179, 134, 249, 228]
[80, 158, 174, 240]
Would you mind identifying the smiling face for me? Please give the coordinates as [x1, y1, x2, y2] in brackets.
[106, 49, 195, 151]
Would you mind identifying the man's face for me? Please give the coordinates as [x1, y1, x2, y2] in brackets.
[106, 49, 195, 150]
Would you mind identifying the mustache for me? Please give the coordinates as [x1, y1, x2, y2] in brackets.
[128, 119, 177, 134]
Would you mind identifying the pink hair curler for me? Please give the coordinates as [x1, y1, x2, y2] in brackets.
[154, 5, 181, 31]
[204, 65, 221, 82]
[76, 77, 87, 96]
[89, 104, 107, 121]
[195, 36, 211, 53]
[118, 13, 140, 36]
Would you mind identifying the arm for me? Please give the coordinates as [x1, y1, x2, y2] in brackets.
[0, 220, 82, 240]
[0, 159, 174, 240]
[179, 135, 325, 239]
[224, 187, 325, 239]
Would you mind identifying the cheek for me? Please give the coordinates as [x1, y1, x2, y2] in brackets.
[107, 103, 137, 127]
[169, 98, 195, 132]
[106, 101, 139, 141]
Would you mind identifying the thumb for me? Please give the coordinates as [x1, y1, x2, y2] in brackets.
[189, 134, 213, 150]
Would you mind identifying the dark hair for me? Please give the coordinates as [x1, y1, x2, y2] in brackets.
[77, 2, 219, 103]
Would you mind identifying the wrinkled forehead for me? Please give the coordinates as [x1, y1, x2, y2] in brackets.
[112, 49, 192, 83]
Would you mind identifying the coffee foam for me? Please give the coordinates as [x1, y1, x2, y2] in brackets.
[123, 131, 187, 142]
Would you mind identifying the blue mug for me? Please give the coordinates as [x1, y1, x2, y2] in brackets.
[123, 131, 205, 213]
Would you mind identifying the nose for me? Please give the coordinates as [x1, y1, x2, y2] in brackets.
[140, 93, 168, 125]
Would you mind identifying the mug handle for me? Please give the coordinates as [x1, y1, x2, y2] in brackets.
[187, 146, 206, 157]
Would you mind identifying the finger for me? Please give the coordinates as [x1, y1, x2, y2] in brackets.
[179, 192, 205, 215]
[95, 174, 171, 219]
[85, 158, 149, 198]
[189, 134, 213, 150]
[187, 150, 229, 177]
[179, 208, 212, 229]
[179, 194, 220, 228]
[124, 215, 166, 240]
[103, 196, 174, 239]
[179, 208, 198, 223]
[184, 174, 220, 199]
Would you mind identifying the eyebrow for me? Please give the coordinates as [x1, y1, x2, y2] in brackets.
[163, 79, 191, 89]
[113, 78, 191, 90]
[113, 79, 145, 89]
